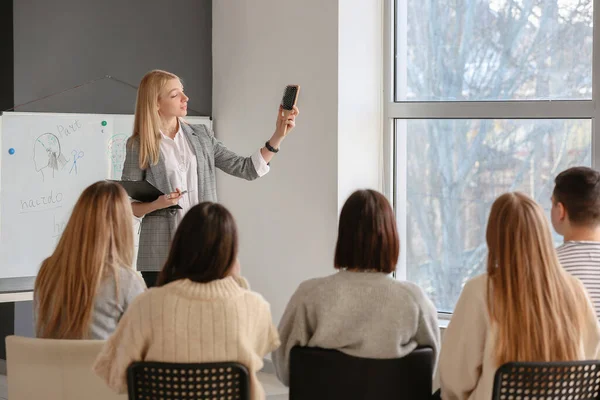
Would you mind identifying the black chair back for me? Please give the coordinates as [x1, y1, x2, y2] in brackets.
[127, 361, 250, 400]
[289, 346, 434, 400]
[492, 360, 600, 400]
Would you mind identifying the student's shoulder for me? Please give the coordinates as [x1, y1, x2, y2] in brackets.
[273, 274, 342, 309]
[295, 274, 337, 297]
[457, 273, 488, 296]
[391, 279, 430, 300]
[556, 241, 577, 256]
[238, 288, 276, 318]
[452, 274, 489, 307]
[465, 273, 488, 287]
[242, 290, 271, 309]
[114, 280, 154, 314]
[117, 267, 146, 289]
[231, 276, 270, 306]
[117, 266, 142, 281]
[385, 278, 441, 312]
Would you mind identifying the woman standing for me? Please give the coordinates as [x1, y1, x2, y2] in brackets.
[123, 70, 299, 287]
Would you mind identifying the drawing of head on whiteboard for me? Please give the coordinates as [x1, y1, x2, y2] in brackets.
[33, 133, 68, 181]
[108, 134, 128, 179]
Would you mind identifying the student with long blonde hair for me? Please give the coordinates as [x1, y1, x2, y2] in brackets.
[34, 181, 146, 340]
[123, 69, 300, 287]
[439, 192, 600, 400]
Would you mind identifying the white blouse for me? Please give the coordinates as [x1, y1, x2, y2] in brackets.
[159, 120, 269, 225]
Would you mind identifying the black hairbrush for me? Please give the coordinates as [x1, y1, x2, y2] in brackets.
[281, 85, 300, 111]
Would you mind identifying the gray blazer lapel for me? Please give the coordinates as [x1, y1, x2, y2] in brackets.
[147, 147, 173, 195]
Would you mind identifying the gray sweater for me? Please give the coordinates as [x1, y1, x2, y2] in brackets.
[89, 267, 146, 339]
[34, 267, 146, 340]
[272, 270, 440, 386]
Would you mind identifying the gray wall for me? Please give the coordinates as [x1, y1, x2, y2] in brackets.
[2, 0, 213, 356]
[0, 0, 14, 361]
[13, 0, 212, 115]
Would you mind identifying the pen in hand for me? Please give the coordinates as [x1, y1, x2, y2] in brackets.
[165, 189, 188, 199]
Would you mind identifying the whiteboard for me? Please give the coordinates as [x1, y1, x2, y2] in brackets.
[0, 112, 211, 279]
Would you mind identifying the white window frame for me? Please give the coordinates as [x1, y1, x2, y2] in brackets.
[383, 0, 600, 316]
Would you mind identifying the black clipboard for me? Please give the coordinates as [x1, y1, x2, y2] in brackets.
[110, 180, 182, 210]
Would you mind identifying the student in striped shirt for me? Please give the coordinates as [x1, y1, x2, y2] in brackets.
[551, 166, 600, 318]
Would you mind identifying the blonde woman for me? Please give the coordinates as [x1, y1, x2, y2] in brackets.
[438, 192, 600, 400]
[123, 69, 299, 287]
[34, 181, 146, 340]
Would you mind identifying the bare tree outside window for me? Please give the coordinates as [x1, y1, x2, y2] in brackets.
[395, 0, 593, 312]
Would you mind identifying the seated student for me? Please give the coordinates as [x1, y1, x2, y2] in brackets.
[439, 192, 600, 400]
[34, 180, 146, 340]
[551, 166, 600, 317]
[272, 189, 440, 386]
[93, 202, 280, 400]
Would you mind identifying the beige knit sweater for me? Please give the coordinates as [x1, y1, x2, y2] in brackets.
[93, 276, 280, 400]
[439, 273, 600, 400]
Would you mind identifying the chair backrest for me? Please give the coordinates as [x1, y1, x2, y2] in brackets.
[5, 335, 126, 400]
[492, 361, 600, 400]
[127, 361, 250, 400]
[289, 346, 434, 400]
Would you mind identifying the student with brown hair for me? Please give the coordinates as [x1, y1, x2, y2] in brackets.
[34, 181, 146, 340]
[272, 189, 440, 386]
[552, 166, 600, 317]
[93, 202, 279, 400]
[439, 192, 600, 400]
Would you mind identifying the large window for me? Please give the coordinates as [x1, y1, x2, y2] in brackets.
[386, 0, 598, 313]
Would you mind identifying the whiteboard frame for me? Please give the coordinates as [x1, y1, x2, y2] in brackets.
[0, 111, 212, 280]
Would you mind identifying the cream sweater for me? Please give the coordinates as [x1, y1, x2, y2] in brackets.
[93, 276, 280, 400]
[439, 273, 600, 400]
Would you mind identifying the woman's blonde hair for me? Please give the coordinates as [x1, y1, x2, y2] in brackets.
[486, 192, 589, 366]
[34, 181, 134, 339]
[132, 69, 180, 169]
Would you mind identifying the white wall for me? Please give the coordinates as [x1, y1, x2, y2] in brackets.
[338, 0, 384, 209]
[213, 0, 382, 324]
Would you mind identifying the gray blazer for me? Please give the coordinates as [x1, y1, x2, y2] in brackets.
[122, 123, 260, 272]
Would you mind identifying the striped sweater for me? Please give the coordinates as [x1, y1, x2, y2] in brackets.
[557, 241, 600, 318]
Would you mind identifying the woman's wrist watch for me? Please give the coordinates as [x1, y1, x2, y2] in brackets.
[265, 140, 279, 153]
